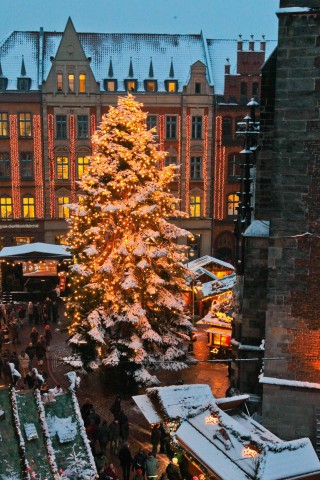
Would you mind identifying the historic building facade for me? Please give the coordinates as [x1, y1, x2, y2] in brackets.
[0, 18, 274, 262]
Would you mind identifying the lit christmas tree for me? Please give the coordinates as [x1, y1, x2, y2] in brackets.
[65, 95, 193, 387]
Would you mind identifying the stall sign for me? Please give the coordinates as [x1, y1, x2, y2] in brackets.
[22, 261, 57, 276]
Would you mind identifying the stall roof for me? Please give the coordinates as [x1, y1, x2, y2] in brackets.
[0, 242, 72, 260]
[205, 326, 231, 336]
[187, 255, 234, 272]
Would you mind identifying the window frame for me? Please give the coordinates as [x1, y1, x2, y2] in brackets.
[124, 79, 137, 92]
[165, 156, 177, 167]
[0, 113, 9, 137]
[166, 116, 177, 140]
[146, 115, 158, 132]
[77, 156, 90, 179]
[189, 195, 202, 218]
[57, 196, 70, 219]
[222, 116, 232, 139]
[191, 116, 202, 140]
[56, 156, 69, 180]
[190, 156, 202, 180]
[57, 73, 63, 92]
[227, 193, 240, 216]
[17, 78, 31, 92]
[144, 80, 158, 93]
[0, 195, 13, 219]
[19, 112, 32, 138]
[104, 79, 118, 92]
[68, 73, 75, 92]
[165, 80, 178, 93]
[79, 73, 86, 93]
[77, 115, 89, 139]
[22, 195, 35, 220]
[56, 115, 68, 140]
[20, 152, 34, 179]
[0, 152, 10, 178]
[195, 82, 202, 94]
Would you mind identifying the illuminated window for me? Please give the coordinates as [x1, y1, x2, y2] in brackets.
[22, 195, 35, 219]
[77, 115, 89, 138]
[166, 116, 177, 139]
[57, 196, 70, 218]
[0, 113, 9, 136]
[77, 156, 90, 179]
[165, 80, 178, 93]
[56, 115, 67, 139]
[146, 115, 157, 131]
[55, 235, 68, 245]
[190, 157, 202, 180]
[228, 153, 242, 181]
[191, 116, 202, 139]
[190, 196, 201, 217]
[14, 236, 33, 245]
[222, 117, 232, 139]
[57, 73, 63, 92]
[125, 80, 137, 92]
[145, 80, 157, 92]
[104, 80, 117, 92]
[19, 113, 32, 137]
[20, 152, 33, 179]
[56, 156, 69, 180]
[0, 153, 10, 178]
[227, 193, 239, 216]
[0, 196, 12, 219]
[68, 74, 75, 92]
[165, 156, 177, 167]
[79, 74, 86, 93]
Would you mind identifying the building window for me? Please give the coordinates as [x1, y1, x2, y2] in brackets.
[57, 73, 63, 92]
[19, 113, 32, 137]
[22, 195, 35, 219]
[191, 116, 202, 140]
[252, 82, 259, 97]
[79, 74, 86, 93]
[0, 113, 9, 137]
[146, 115, 157, 131]
[195, 82, 201, 94]
[165, 156, 177, 167]
[68, 74, 75, 92]
[165, 80, 178, 93]
[56, 156, 69, 180]
[20, 153, 33, 179]
[14, 236, 33, 245]
[77, 156, 90, 179]
[125, 80, 137, 92]
[0, 78, 8, 92]
[104, 79, 117, 92]
[240, 82, 248, 104]
[17, 78, 31, 91]
[145, 80, 157, 92]
[0, 153, 10, 178]
[57, 196, 70, 218]
[190, 196, 201, 217]
[55, 235, 68, 245]
[228, 153, 242, 181]
[0, 196, 12, 219]
[56, 115, 67, 139]
[166, 116, 177, 140]
[222, 117, 232, 139]
[77, 115, 89, 139]
[190, 156, 202, 180]
[227, 193, 239, 216]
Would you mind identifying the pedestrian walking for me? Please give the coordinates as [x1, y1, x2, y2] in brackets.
[159, 423, 170, 455]
[103, 463, 119, 480]
[132, 448, 147, 476]
[110, 395, 122, 420]
[118, 441, 132, 480]
[144, 452, 159, 480]
[9, 362, 21, 387]
[30, 327, 39, 347]
[18, 351, 30, 379]
[25, 370, 35, 389]
[166, 458, 182, 480]
[44, 324, 53, 347]
[109, 419, 120, 455]
[150, 424, 161, 457]
[27, 301, 34, 324]
[98, 419, 111, 455]
[81, 398, 94, 425]
[86, 419, 99, 454]
[119, 410, 129, 443]
[25, 342, 35, 366]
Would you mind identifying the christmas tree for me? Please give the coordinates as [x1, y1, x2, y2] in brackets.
[65, 95, 193, 386]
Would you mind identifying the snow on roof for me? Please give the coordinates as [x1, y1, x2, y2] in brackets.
[277, 7, 316, 14]
[132, 394, 162, 424]
[187, 255, 234, 271]
[0, 242, 71, 258]
[201, 272, 236, 299]
[146, 384, 216, 419]
[260, 376, 320, 391]
[244, 220, 270, 238]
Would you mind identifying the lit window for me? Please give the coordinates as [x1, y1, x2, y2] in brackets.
[56, 115, 67, 139]
[125, 80, 137, 92]
[145, 80, 157, 92]
[77, 115, 88, 139]
[57, 196, 70, 218]
[0, 113, 9, 136]
[191, 116, 202, 139]
[19, 113, 32, 137]
[77, 156, 90, 179]
[14, 236, 33, 245]
[55, 235, 68, 245]
[190, 196, 201, 217]
[165, 80, 178, 93]
[56, 156, 69, 180]
[166, 116, 177, 140]
[227, 193, 239, 216]
[57, 73, 63, 92]
[20, 153, 33, 179]
[190, 157, 202, 179]
[104, 80, 117, 92]
[146, 115, 157, 131]
[22, 195, 35, 219]
[68, 74, 75, 92]
[0, 196, 12, 219]
[0, 153, 10, 178]
[165, 156, 177, 167]
[79, 74, 86, 93]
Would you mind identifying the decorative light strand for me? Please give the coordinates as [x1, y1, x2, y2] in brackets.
[47, 114, 56, 218]
[158, 115, 165, 169]
[214, 115, 223, 220]
[69, 114, 76, 202]
[90, 114, 96, 154]
[203, 114, 208, 217]
[177, 115, 181, 198]
[9, 115, 21, 218]
[33, 115, 44, 218]
[185, 114, 191, 213]
[221, 146, 226, 218]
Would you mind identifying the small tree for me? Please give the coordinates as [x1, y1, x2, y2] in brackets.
[65, 95, 193, 386]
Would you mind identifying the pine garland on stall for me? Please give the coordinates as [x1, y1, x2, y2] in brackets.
[65, 94, 193, 386]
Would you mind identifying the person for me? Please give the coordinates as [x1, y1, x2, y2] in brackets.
[119, 410, 129, 443]
[144, 452, 159, 480]
[25, 370, 36, 389]
[98, 419, 111, 455]
[132, 448, 147, 476]
[151, 424, 161, 457]
[104, 463, 119, 480]
[133, 469, 144, 480]
[44, 324, 53, 347]
[81, 398, 94, 425]
[52, 300, 59, 323]
[118, 441, 132, 480]
[30, 327, 39, 347]
[86, 419, 98, 454]
[52, 384, 64, 396]
[27, 301, 34, 324]
[18, 351, 30, 379]
[109, 419, 120, 455]
[25, 342, 35, 366]
[159, 423, 170, 455]
[166, 458, 182, 480]
[31, 367, 44, 389]
[9, 362, 21, 387]
[110, 395, 122, 420]
[35, 338, 46, 366]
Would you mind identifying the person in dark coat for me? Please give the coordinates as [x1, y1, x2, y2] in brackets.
[35, 339, 46, 362]
[87, 408, 101, 426]
[25, 342, 35, 365]
[110, 395, 122, 420]
[132, 448, 147, 476]
[118, 441, 132, 480]
[30, 327, 39, 347]
[151, 424, 161, 457]
[119, 410, 129, 443]
[103, 463, 119, 480]
[81, 398, 94, 425]
[109, 419, 120, 455]
[33, 303, 40, 325]
[98, 419, 110, 455]
[159, 423, 170, 454]
[44, 324, 53, 346]
[86, 419, 98, 454]
[166, 458, 182, 480]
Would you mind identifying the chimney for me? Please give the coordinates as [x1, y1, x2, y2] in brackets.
[237, 34, 243, 51]
[260, 35, 266, 52]
[249, 35, 254, 51]
[225, 58, 230, 75]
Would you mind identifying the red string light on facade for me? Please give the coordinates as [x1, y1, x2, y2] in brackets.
[214, 115, 224, 220]
[177, 116, 181, 198]
[33, 115, 44, 218]
[158, 115, 164, 169]
[47, 114, 56, 218]
[9, 115, 21, 218]
[203, 114, 208, 217]
[185, 115, 191, 214]
[69, 114, 76, 202]
[90, 114, 96, 154]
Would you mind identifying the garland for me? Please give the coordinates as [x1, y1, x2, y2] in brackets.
[9, 386, 31, 480]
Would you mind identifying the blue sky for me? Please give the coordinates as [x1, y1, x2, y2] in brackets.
[0, 0, 279, 41]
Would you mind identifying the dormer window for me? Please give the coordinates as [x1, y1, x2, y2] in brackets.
[68, 74, 75, 92]
[125, 79, 137, 92]
[79, 74, 86, 93]
[17, 78, 31, 92]
[0, 78, 8, 92]
[165, 80, 178, 93]
[195, 82, 201, 94]
[104, 79, 117, 92]
[144, 80, 157, 93]
[57, 73, 63, 92]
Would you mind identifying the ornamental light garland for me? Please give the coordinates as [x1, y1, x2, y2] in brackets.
[9, 115, 21, 218]
[33, 115, 44, 218]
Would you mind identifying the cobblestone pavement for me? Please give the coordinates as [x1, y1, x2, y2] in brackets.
[1, 301, 229, 475]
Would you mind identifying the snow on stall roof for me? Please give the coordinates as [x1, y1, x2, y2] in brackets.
[243, 220, 270, 238]
[146, 384, 216, 419]
[132, 394, 162, 424]
[260, 376, 320, 390]
[0, 242, 71, 258]
[277, 7, 316, 14]
[201, 272, 236, 298]
[187, 255, 234, 271]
